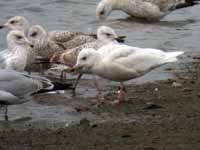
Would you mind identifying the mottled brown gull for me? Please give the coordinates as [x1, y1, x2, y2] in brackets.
[0, 16, 97, 72]
[47, 26, 126, 92]
[96, 0, 200, 21]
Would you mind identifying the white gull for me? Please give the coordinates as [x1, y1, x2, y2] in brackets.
[72, 44, 184, 103]
[0, 30, 33, 71]
[49, 26, 125, 92]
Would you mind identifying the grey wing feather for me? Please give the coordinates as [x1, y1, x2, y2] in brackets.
[0, 90, 19, 104]
[0, 70, 52, 98]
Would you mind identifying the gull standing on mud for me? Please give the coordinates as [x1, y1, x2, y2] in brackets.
[0, 69, 53, 121]
[0, 30, 33, 71]
[72, 44, 184, 104]
[0, 69, 73, 121]
[48, 26, 126, 91]
[96, 0, 200, 21]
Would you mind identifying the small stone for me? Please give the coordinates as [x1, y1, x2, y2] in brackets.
[172, 82, 182, 87]
[144, 102, 163, 110]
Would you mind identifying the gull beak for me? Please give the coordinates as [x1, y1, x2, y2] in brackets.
[68, 65, 83, 73]
[62, 66, 82, 73]
[0, 24, 5, 29]
[25, 38, 34, 48]
[114, 35, 126, 43]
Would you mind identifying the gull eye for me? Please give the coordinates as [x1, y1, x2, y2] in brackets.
[30, 32, 37, 37]
[106, 33, 111, 37]
[10, 20, 17, 24]
[100, 10, 105, 15]
[16, 35, 23, 40]
[81, 56, 87, 61]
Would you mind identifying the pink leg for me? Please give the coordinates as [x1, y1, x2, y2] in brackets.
[93, 76, 101, 96]
[89, 76, 105, 105]
[112, 82, 125, 104]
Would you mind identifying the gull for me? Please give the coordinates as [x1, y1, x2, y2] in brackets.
[27, 25, 96, 58]
[26, 25, 97, 72]
[96, 0, 200, 21]
[47, 26, 126, 92]
[0, 69, 73, 121]
[0, 16, 96, 49]
[49, 26, 125, 65]
[0, 69, 52, 121]
[0, 16, 97, 72]
[0, 16, 30, 33]
[72, 44, 184, 104]
[0, 30, 33, 71]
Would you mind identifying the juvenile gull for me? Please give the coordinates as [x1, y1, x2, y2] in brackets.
[0, 16, 96, 49]
[26, 25, 97, 72]
[48, 26, 125, 91]
[28, 25, 97, 56]
[0, 16, 97, 72]
[0, 16, 30, 33]
[72, 44, 184, 104]
[0, 30, 33, 71]
[96, 0, 200, 21]
[50, 26, 125, 66]
[49, 30, 96, 49]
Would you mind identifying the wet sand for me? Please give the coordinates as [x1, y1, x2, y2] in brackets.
[0, 53, 200, 150]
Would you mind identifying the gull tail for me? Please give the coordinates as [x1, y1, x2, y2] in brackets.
[32, 82, 73, 95]
[174, 0, 200, 9]
[165, 51, 184, 63]
[34, 56, 52, 64]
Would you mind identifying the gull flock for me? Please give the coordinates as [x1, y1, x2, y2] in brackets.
[0, 0, 196, 120]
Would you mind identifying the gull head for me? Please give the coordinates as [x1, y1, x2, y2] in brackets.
[96, 0, 112, 20]
[73, 48, 100, 74]
[0, 16, 30, 31]
[97, 26, 126, 43]
[27, 25, 48, 44]
[7, 30, 34, 49]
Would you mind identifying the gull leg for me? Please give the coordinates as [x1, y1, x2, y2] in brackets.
[72, 74, 83, 95]
[4, 105, 8, 121]
[111, 82, 125, 104]
[60, 70, 67, 81]
[88, 76, 105, 105]
[93, 76, 101, 96]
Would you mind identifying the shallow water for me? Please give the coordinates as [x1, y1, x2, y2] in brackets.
[0, 0, 199, 124]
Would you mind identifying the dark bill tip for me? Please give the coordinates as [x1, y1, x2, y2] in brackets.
[115, 35, 127, 43]
[0, 25, 4, 29]
[30, 44, 34, 48]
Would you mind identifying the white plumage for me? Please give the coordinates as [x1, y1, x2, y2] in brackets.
[74, 44, 184, 103]
[0, 30, 33, 71]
